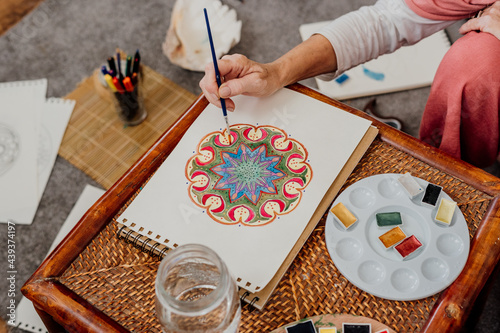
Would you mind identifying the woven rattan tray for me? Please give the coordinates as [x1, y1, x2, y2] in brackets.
[57, 138, 490, 332]
[23, 84, 500, 333]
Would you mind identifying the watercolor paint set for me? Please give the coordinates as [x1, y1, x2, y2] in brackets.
[285, 320, 316, 333]
[285, 319, 377, 333]
[284, 320, 393, 333]
[325, 173, 470, 301]
[343, 323, 371, 333]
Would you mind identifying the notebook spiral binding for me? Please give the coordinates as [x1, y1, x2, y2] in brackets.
[117, 222, 171, 259]
[116, 222, 261, 308]
[0, 79, 47, 88]
[46, 97, 76, 106]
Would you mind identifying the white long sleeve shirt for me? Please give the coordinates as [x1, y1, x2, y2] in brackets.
[316, 0, 456, 79]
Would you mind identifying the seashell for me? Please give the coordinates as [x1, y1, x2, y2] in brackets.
[162, 0, 242, 72]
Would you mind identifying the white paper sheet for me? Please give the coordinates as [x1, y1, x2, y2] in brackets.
[37, 98, 75, 199]
[119, 88, 372, 292]
[11, 185, 105, 333]
[299, 21, 450, 100]
[0, 80, 47, 224]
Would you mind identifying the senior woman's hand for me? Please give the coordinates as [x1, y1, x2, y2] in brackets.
[199, 54, 283, 111]
[459, 1, 500, 40]
[199, 34, 338, 111]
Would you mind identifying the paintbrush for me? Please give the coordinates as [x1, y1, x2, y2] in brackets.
[204, 8, 231, 137]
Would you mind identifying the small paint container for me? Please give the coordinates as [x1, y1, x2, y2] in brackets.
[330, 202, 357, 230]
[394, 235, 423, 260]
[398, 173, 424, 198]
[376, 212, 402, 228]
[343, 323, 371, 333]
[319, 328, 337, 333]
[422, 183, 442, 206]
[434, 198, 457, 226]
[286, 319, 316, 333]
[378, 226, 406, 249]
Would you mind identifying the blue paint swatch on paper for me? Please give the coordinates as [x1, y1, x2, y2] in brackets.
[362, 66, 385, 81]
[335, 73, 350, 85]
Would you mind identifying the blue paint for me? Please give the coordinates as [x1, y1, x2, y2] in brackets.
[362, 66, 385, 81]
[335, 73, 350, 85]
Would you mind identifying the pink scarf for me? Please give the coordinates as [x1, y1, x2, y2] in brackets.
[405, 0, 495, 20]
[414, 0, 500, 167]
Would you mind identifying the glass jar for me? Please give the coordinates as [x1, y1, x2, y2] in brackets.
[155, 244, 241, 333]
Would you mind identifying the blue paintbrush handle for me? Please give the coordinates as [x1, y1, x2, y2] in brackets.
[204, 8, 228, 117]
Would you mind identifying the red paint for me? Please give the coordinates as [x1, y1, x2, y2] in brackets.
[395, 235, 422, 258]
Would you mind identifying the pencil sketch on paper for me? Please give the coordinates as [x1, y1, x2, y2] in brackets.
[186, 124, 312, 226]
[0, 123, 20, 177]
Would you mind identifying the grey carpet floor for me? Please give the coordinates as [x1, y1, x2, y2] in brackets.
[0, 0, 498, 332]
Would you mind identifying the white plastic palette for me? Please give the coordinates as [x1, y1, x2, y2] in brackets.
[325, 173, 470, 301]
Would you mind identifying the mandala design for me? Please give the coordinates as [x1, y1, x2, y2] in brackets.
[186, 124, 312, 226]
[0, 123, 20, 176]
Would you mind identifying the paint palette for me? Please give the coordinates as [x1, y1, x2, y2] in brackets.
[325, 174, 470, 301]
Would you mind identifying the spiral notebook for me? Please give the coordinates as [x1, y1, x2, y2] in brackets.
[299, 21, 451, 100]
[117, 88, 378, 309]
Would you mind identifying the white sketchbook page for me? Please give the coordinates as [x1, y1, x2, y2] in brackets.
[0, 79, 47, 224]
[37, 98, 75, 199]
[119, 88, 372, 292]
[12, 184, 105, 333]
[299, 21, 450, 100]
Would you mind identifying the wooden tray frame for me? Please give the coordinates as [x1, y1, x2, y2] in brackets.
[22, 84, 500, 332]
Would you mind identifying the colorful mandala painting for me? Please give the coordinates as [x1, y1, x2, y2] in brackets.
[186, 124, 312, 226]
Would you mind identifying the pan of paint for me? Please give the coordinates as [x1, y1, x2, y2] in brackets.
[325, 173, 469, 301]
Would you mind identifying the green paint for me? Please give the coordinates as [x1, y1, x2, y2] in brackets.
[376, 212, 402, 227]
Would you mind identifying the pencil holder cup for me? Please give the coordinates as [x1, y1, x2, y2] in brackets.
[155, 244, 241, 333]
[109, 67, 147, 126]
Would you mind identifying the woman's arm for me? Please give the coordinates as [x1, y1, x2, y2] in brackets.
[317, 0, 454, 79]
[199, 34, 337, 111]
[200, 0, 455, 110]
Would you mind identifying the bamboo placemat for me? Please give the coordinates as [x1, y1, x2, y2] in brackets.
[58, 138, 492, 332]
[59, 65, 197, 189]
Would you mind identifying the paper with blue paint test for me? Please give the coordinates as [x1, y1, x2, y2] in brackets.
[299, 21, 450, 100]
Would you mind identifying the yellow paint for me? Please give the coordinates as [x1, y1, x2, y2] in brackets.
[379, 226, 406, 248]
[319, 328, 337, 333]
[319, 327, 337, 333]
[435, 198, 456, 225]
[331, 202, 357, 229]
